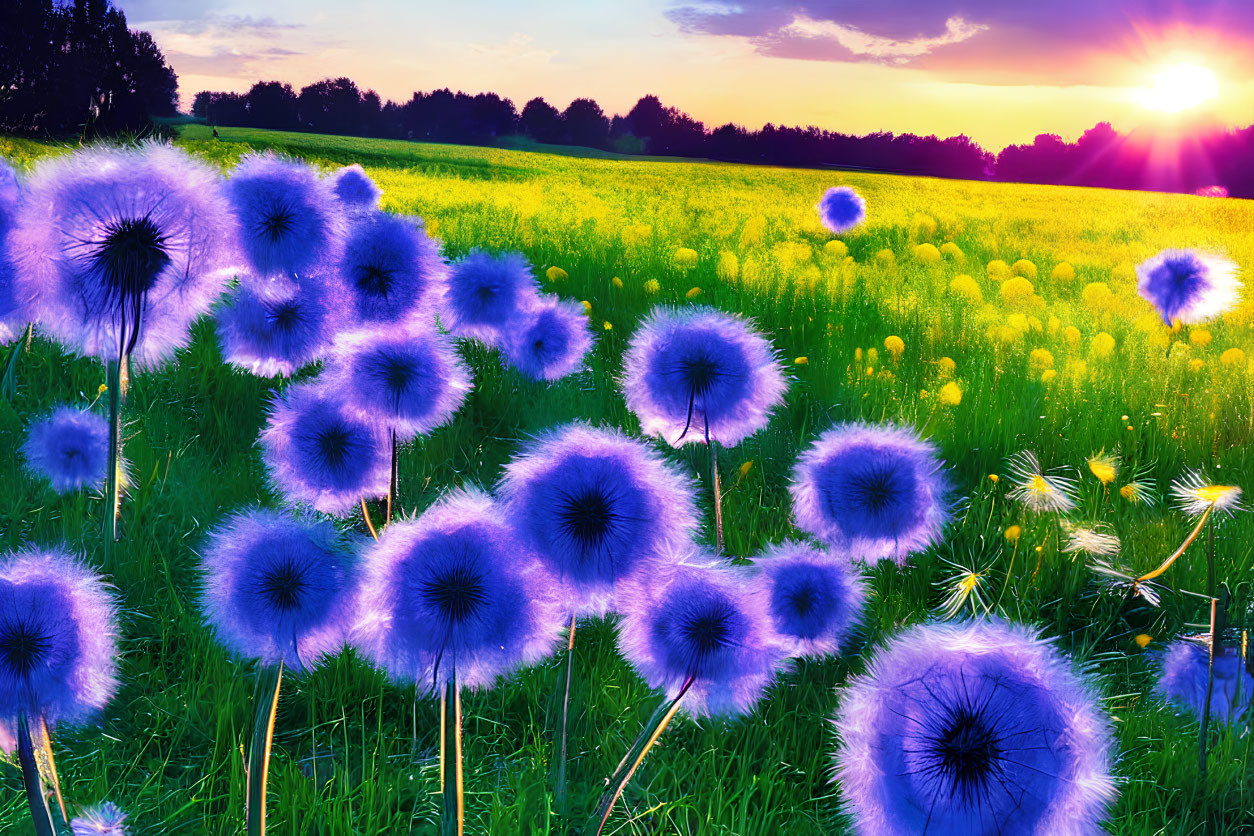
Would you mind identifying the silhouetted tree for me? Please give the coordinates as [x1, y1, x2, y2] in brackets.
[1, 0, 178, 135]
[519, 97, 562, 144]
[244, 81, 298, 130]
[561, 98, 609, 148]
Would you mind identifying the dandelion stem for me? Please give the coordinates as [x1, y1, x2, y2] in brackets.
[361, 498, 379, 542]
[1198, 518, 1221, 779]
[386, 430, 398, 524]
[1136, 504, 1212, 585]
[590, 676, 693, 836]
[1198, 595, 1217, 779]
[440, 675, 464, 836]
[247, 661, 284, 836]
[704, 417, 724, 552]
[555, 615, 577, 813]
[103, 358, 124, 547]
[16, 714, 57, 836]
[34, 716, 68, 826]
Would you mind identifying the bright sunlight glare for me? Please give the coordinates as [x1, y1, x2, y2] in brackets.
[1136, 63, 1219, 113]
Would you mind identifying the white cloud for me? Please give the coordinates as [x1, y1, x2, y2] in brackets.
[781, 14, 987, 63]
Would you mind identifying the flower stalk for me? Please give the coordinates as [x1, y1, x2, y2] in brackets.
[247, 661, 284, 836]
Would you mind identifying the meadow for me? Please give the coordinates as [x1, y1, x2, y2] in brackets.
[1, 123, 1252, 834]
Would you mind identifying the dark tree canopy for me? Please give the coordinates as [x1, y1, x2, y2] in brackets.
[0, 0, 178, 135]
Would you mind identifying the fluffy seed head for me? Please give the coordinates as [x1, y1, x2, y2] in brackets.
[833, 620, 1116, 836]
[227, 153, 345, 279]
[0, 547, 119, 729]
[622, 306, 788, 447]
[22, 406, 110, 494]
[790, 423, 949, 564]
[215, 274, 344, 377]
[352, 489, 565, 691]
[1136, 249, 1241, 325]
[329, 164, 381, 211]
[1006, 451, 1077, 514]
[321, 325, 471, 441]
[1170, 470, 1243, 518]
[817, 186, 867, 234]
[1157, 639, 1252, 726]
[259, 383, 390, 515]
[501, 295, 594, 381]
[0, 158, 24, 342]
[498, 423, 700, 616]
[8, 143, 241, 367]
[70, 802, 129, 836]
[338, 211, 444, 326]
[442, 250, 540, 342]
[753, 540, 867, 658]
[200, 509, 358, 672]
[616, 557, 786, 717]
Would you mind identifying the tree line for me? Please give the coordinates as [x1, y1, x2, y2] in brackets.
[1, 0, 178, 136]
[194, 77, 1254, 197]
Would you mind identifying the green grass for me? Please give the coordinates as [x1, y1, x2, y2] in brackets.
[0, 124, 1252, 834]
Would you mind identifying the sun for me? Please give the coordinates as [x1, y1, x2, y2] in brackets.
[1137, 63, 1219, 113]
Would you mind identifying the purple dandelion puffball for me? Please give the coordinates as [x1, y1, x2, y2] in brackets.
[502, 295, 594, 382]
[834, 621, 1116, 836]
[7, 143, 241, 367]
[498, 422, 700, 616]
[259, 383, 390, 515]
[70, 802, 129, 836]
[329, 164, 381, 212]
[441, 250, 540, 343]
[1136, 249, 1241, 325]
[0, 158, 24, 342]
[790, 423, 949, 565]
[752, 540, 866, 659]
[1157, 640, 1252, 726]
[0, 547, 119, 729]
[227, 153, 345, 279]
[817, 186, 866, 235]
[322, 325, 471, 441]
[338, 211, 444, 327]
[215, 274, 343, 377]
[622, 306, 787, 448]
[200, 509, 357, 672]
[616, 557, 786, 717]
[353, 488, 565, 691]
[22, 406, 110, 494]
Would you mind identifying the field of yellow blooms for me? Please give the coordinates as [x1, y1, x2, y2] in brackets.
[0, 124, 1250, 833]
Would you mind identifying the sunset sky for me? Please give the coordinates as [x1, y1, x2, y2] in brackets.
[115, 0, 1254, 150]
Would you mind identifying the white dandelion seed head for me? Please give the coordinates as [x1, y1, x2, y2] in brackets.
[1006, 450, 1077, 513]
[1170, 470, 1243, 518]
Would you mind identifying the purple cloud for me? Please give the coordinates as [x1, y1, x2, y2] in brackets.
[668, 1, 1254, 83]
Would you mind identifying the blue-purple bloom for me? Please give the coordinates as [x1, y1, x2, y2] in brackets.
[200, 509, 356, 672]
[215, 275, 342, 377]
[7, 143, 240, 366]
[259, 383, 390, 515]
[834, 621, 1115, 836]
[321, 325, 471, 441]
[817, 186, 866, 234]
[0, 547, 119, 729]
[1136, 249, 1241, 325]
[227, 153, 344, 280]
[353, 489, 564, 690]
[330, 164, 381, 211]
[753, 541, 866, 658]
[338, 211, 444, 326]
[498, 423, 700, 616]
[790, 423, 949, 565]
[0, 158, 23, 342]
[70, 802, 129, 836]
[22, 406, 110, 494]
[621, 306, 788, 447]
[441, 250, 539, 342]
[1157, 639, 1252, 726]
[616, 557, 785, 716]
[502, 296, 594, 381]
